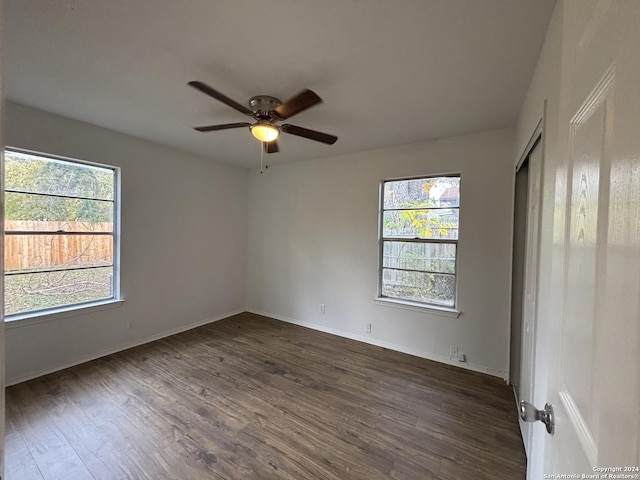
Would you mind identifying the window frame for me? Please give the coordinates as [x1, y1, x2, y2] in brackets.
[3, 147, 122, 321]
[377, 173, 461, 315]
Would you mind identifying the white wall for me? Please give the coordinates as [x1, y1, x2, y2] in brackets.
[247, 128, 515, 379]
[3, 104, 517, 382]
[515, 0, 563, 160]
[4, 102, 248, 384]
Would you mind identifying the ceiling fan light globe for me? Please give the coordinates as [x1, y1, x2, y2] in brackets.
[251, 124, 279, 142]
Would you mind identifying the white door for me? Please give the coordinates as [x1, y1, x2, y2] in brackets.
[528, 0, 640, 477]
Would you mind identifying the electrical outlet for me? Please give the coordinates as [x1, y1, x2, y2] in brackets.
[127, 320, 134, 329]
[366, 323, 372, 333]
[457, 352, 466, 362]
[450, 345, 458, 359]
[320, 304, 326, 314]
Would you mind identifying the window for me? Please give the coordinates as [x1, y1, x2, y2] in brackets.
[4, 148, 120, 317]
[379, 175, 460, 308]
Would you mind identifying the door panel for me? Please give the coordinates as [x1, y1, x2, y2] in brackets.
[518, 141, 543, 460]
[558, 70, 613, 468]
[510, 162, 529, 389]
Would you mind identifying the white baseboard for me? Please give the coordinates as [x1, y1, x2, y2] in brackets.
[6, 308, 245, 386]
[8, 308, 508, 385]
[248, 309, 508, 381]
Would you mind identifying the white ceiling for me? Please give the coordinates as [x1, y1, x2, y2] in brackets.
[3, 0, 555, 168]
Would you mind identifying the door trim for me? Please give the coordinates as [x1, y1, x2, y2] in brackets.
[510, 101, 548, 469]
[516, 117, 543, 173]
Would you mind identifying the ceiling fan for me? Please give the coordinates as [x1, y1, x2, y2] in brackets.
[188, 81, 338, 154]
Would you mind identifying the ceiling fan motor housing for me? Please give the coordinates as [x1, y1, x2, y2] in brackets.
[249, 95, 282, 119]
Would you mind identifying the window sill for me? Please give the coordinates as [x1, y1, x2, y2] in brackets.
[4, 298, 126, 329]
[374, 297, 461, 318]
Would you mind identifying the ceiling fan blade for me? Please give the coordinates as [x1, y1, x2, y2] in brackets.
[194, 122, 251, 132]
[281, 124, 338, 145]
[274, 89, 322, 120]
[264, 140, 279, 154]
[188, 81, 253, 116]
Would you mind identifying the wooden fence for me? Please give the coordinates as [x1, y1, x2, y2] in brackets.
[4, 221, 113, 272]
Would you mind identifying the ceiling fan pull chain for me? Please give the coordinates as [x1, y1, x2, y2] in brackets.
[260, 142, 264, 174]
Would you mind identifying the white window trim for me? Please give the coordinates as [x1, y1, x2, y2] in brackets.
[5, 298, 126, 328]
[377, 173, 461, 312]
[3, 147, 122, 320]
[374, 297, 461, 318]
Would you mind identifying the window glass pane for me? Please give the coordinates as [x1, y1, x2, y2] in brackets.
[383, 209, 459, 239]
[5, 150, 114, 200]
[382, 241, 456, 274]
[5, 192, 113, 228]
[4, 267, 114, 315]
[5, 234, 113, 273]
[380, 175, 460, 307]
[384, 177, 460, 209]
[382, 269, 455, 306]
[4, 149, 119, 317]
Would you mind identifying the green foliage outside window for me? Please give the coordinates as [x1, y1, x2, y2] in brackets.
[5, 151, 113, 223]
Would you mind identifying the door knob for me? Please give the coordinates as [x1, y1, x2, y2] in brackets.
[520, 400, 554, 435]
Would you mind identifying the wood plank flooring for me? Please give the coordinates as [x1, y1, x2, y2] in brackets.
[5, 312, 526, 479]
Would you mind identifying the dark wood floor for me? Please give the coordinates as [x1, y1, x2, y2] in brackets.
[5, 312, 526, 479]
